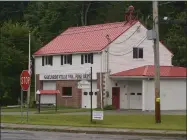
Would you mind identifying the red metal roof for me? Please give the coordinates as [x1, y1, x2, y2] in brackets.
[111, 65, 187, 77]
[34, 20, 173, 56]
[39, 90, 60, 94]
[34, 21, 138, 55]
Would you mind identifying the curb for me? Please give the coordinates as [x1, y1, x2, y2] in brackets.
[1, 126, 186, 137]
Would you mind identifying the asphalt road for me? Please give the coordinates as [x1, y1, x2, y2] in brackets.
[1, 130, 186, 140]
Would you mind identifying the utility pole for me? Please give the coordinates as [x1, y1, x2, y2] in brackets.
[153, 1, 161, 123]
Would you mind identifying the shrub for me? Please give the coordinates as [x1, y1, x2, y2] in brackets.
[103, 105, 115, 110]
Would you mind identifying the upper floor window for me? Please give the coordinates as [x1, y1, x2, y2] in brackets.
[42, 56, 53, 66]
[61, 54, 72, 65]
[81, 53, 93, 64]
[133, 47, 143, 59]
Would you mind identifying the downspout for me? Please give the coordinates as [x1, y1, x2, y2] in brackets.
[100, 51, 103, 109]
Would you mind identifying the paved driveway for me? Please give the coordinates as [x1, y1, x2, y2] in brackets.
[62, 110, 186, 115]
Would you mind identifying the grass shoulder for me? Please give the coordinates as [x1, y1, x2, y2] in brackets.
[1, 114, 185, 131]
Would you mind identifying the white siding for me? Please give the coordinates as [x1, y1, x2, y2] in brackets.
[144, 79, 186, 110]
[43, 81, 56, 90]
[105, 79, 142, 109]
[35, 53, 102, 79]
[40, 95, 56, 104]
[108, 22, 172, 74]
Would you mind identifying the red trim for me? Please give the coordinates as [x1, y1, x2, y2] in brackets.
[39, 90, 60, 95]
[111, 65, 187, 77]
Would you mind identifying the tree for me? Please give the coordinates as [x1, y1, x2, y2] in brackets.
[0, 21, 42, 105]
[165, 11, 187, 67]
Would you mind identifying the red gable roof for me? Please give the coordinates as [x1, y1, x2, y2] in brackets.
[111, 65, 187, 77]
[34, 21, 138, 55]
[33, 20, 173, 56]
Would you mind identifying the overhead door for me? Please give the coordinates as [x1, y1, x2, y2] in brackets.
[129, 92, 142, 109]
[81, 89, 97, 109]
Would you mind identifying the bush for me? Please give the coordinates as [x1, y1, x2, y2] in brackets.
[103, 105, 115, 110]
[29, 94, 36, 108]
[1, 92, 12, 106]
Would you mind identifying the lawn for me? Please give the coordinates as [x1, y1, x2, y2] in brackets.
[1, 114, 186, 131]
[1, 107, 36, 112]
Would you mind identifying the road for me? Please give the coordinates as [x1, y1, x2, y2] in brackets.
[1, 130, 186, 140]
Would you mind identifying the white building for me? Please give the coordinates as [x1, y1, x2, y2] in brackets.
[33, 19, 186, 110]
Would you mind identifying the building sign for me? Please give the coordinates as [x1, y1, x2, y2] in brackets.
[77, 80, 90, 89]
[40, 73, 92, 80]
[92, 111, 104, 120]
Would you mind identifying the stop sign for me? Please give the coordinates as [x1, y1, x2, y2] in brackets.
[20, 70, 31, 91]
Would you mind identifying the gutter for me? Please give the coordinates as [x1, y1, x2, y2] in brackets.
[32, 51, 102, 57]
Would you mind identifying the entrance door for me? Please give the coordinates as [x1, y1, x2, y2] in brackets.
[112, 87, 120, 109]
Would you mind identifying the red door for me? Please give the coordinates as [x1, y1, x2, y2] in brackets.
[112, 87, 120, 109]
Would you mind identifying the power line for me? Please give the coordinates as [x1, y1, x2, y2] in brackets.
[109, 35, 147, 56]
[113, 24, 141, 44]
[109, 49, 133, 56]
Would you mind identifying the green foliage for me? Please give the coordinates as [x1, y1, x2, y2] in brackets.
[0, 20, 42, 105]
[165, 11, 187, 67]
[1, 91, 12, 106]
[104, 105, 115, 110]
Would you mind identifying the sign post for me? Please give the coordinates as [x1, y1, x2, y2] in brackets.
[20, 70, 31, 123]
[20, 88, 23, 122]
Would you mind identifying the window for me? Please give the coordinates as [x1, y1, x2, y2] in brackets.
[84, 92, 88, 95]
[42, 56, 53, 66]
[95, 92, 97, 95]
[130, 93, 135, 95]
[61, 54, 72, 65]
[89, 92, 93, 95]
[81, 53, 93, 64]
[137, 93, 142, 96]
[62, 87, 72, 96]
[133, 47, 143, 59]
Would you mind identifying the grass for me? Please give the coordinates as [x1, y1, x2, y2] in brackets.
[1, 105, 90, 113]
[1, 107, 36, 112]
[1, 114, 186, 131]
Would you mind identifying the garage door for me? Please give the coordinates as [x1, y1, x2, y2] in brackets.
[82, 89, 97, 109]
[129, 92, 142, 109]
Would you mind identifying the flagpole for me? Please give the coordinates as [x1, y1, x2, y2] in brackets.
[28, 31, 31, 105]
[27, 31, 31, 122]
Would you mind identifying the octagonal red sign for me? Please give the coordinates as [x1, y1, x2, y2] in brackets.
[20, 70, 31, 91]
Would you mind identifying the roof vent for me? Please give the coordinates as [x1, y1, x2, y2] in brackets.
[105, 34, 111, 43]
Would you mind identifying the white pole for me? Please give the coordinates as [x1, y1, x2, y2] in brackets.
[100, 52, 103, 109]
[27, 31, 31, 122]
[28, 31, 31, 105]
